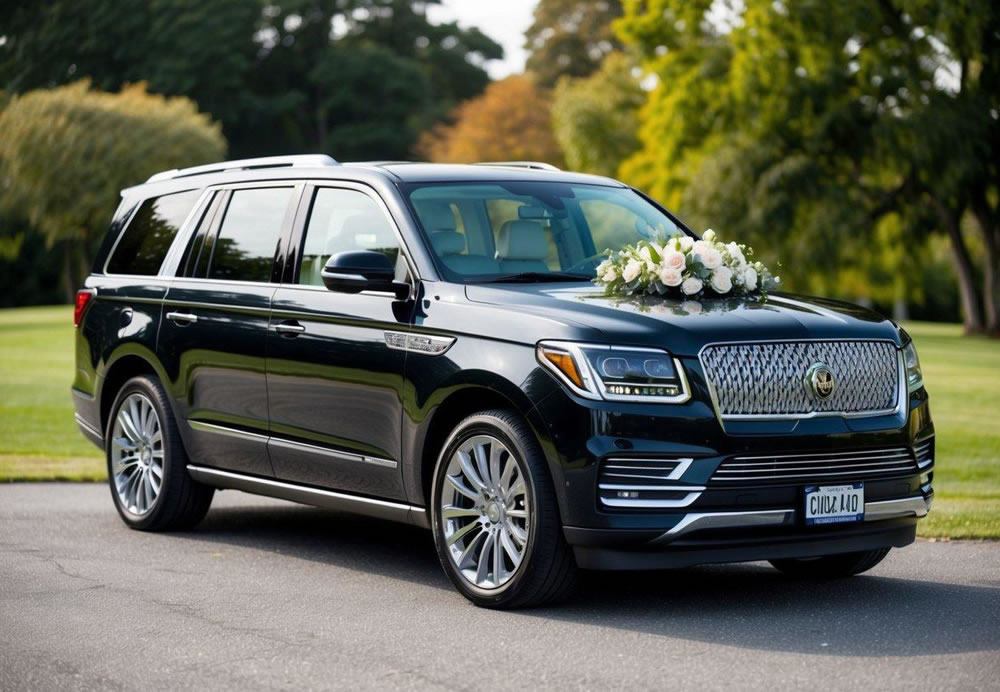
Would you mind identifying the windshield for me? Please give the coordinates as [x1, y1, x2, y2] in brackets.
[405, 181, 690, 282]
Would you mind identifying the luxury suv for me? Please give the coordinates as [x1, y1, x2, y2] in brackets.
[72, 155, 934, 608]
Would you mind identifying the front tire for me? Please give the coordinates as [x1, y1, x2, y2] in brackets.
[430, 409, 576, 608]
[769, 547, 891, 578]
[106, 375, 213, 531]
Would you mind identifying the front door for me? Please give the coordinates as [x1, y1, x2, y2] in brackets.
[265, 183, 414, 500]
[160, 183, 300, 477]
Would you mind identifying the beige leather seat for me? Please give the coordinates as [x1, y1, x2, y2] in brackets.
[496, 220, 549, 273]
[415, 201, 500, 275]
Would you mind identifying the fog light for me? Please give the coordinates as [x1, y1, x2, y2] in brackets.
[617, 491, 639, 499]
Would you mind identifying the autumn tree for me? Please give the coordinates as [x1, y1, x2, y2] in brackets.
[525, 0, 624, 87]
[417, 76, 565, 166]
[0, 81, 226, 298]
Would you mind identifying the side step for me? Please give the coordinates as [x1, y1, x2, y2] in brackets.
[187, 465, 429, 528]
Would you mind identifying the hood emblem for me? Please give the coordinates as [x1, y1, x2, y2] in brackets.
[806, 363, 835, 399]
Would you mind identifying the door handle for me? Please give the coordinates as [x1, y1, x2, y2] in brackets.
[274, 320, 306, 336]
[166, 311, 198, 324]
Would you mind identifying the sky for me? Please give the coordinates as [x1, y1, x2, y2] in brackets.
[426, 0, 538, 80]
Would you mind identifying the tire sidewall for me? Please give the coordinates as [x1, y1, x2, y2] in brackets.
[105, 376, 179, 530]
[430, 413, 543, 606]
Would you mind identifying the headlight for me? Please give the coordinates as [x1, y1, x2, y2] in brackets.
[536, 341, 690, 403]
[902, 340, 923, 392]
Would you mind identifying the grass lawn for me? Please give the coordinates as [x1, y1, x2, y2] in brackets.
[0, 306, 997, 537]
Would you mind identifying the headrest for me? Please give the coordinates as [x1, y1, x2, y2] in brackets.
[338, 212, 390, 249]
[415, 201, 456, 232]
[430, 230, 466, 255]
[496, 220, 548, 261]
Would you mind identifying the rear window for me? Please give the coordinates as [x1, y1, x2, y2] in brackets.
[106, 190, 201, 275]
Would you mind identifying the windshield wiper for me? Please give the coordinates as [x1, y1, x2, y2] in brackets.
[482, 271, 592, 284]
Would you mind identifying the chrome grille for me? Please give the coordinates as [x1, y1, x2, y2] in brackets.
[711, 447, 918, 485]
[914, 438, 934, 469]
[700, 340, 900, 417]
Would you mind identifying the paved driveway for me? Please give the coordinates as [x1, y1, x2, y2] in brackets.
[1, 483, 997, 690]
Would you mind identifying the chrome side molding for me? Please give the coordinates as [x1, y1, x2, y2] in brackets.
[186, 465, 426, 527]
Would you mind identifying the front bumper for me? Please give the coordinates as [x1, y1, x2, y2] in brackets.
[565, 494, 930, 569]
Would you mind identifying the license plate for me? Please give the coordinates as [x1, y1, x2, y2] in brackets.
[804, 483, 864, 525]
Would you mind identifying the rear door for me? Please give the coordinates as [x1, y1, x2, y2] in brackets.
[265, 182, 415, 499]
[160, 182, 301, 477]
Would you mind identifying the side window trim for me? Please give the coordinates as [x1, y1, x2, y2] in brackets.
[178, 191, 223, 278]
[287, 180, 419, 290]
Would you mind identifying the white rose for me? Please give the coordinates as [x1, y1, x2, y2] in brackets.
[726, 242, 746, 266]
[622, 259, 642, 283]
[603, 267, 617, 282]
[692, 240, 710, 255]
[681, 277, 703, 295]
[677, 236, 694, 252]
[596, 259, 612, 275]
[639, 245, 652, 261]
[742, 266, 758, 291]
[710, 267, 733, 293]
[659, 266, 683, 286]
[661, 250, 686, 271]
[703, 229, 717, 242]
[700, 248, 723, 270]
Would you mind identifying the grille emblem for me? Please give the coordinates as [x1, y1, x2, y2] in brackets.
[806, 363, 835, 399]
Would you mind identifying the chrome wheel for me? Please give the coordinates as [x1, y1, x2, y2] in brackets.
[111, 393, 163, 516]
[440, 434, 530, 590]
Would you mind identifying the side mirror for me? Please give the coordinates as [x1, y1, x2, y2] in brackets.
[321, 251, 409, 299]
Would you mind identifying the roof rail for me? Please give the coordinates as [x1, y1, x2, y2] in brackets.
[146, 155, 339, 183]
[472, 161, 561, 171]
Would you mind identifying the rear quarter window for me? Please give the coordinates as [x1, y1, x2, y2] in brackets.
[106, 190, 201, 275]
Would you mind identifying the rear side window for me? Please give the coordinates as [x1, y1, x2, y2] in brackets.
[206, 187, 294, 282]
[106, 190, 201, 275]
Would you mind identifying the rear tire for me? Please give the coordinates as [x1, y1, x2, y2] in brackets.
[106, 375, 213, 531]
[769, 547, 891, 578]
[430, 409, 577, 609]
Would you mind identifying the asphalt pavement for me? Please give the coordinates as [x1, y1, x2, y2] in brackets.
[1, 483, 998, 690]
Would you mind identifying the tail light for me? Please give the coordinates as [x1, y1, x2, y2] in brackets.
[74, 289, 96, 327]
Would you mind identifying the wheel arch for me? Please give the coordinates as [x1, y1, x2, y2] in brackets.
[98, 346, 172, 439]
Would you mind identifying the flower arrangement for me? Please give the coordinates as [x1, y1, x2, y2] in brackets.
[594, 229, 780, 298]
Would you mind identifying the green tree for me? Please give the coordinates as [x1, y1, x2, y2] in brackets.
[617, 0, 999, 333]
[551, 52, 644, 177]
[525, 0, 623, 87]
[0, 81, 226, 299]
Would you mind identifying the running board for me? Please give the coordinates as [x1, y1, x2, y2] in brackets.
[187, 465, 429, 528]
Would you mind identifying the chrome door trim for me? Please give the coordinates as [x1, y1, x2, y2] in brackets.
[188, 420, 269, 442]
[268, 437, 397, 469]
[186, 465, 420, 525]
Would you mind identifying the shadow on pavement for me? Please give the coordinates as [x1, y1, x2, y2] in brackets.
[188, 501, 1000, 658]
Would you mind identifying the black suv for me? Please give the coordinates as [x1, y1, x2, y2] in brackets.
[73, 155, 934, 608]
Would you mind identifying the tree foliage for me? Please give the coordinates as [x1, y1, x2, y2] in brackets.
[616, 0, 999, 332]
[417, 76, 564, 166]
[552, 52, 644, 177]
[0, 0, 503, 160]
[0, 81, 225, 296]
[525, 0, 623, 87]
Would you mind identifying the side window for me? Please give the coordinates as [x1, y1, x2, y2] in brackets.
[106, 189, 201, 275]
[298, 188, 399, 286]
[206, 187, 294, 283]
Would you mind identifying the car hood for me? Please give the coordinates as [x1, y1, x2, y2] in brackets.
[464, 283, 901, 356]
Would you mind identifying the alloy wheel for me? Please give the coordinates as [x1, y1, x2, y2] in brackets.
[439, 434, 530, 589]
[111, 392, 164, 516]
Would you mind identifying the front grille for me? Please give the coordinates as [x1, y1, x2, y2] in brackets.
[711, 447, 918, 485]
[699, 340, 900, 417]
[597, 457, 702, 509]
[914, 438, 934, 469]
